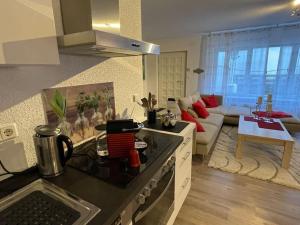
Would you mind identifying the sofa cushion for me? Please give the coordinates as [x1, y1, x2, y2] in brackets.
[202, 95, 219, 108]
[181, 110, 205, 132]
[197, 113, 224, 128]
[187, 108, 199, 118]
[191, 92, 206, 106]
[206, 106, 226, 115]
[178, 96, 193, 110]
[193, 101, 209, 118]
[196, 123, 219, 145]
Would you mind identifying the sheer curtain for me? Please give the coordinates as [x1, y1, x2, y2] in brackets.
[200, 25, 300, 117]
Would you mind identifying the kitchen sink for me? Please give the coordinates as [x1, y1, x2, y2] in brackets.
[0, 179, 100, 225]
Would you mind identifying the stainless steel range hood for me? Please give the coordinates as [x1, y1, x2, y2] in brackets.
[55, 0, 160, 57]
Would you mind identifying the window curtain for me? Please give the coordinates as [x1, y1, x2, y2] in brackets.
[200, 25, 300, 117]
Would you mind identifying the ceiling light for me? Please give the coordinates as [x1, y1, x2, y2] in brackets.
[294, 0, 300, 6]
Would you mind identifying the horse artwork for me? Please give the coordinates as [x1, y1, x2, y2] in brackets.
[42, 82, 115, 144]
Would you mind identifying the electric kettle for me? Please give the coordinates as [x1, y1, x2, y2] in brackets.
[33, 125, 73, 177]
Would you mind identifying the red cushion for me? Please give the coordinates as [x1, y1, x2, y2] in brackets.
[202, 95, 219, 108]
[192, 101, 210, 118]
[181, 110, 205, 132]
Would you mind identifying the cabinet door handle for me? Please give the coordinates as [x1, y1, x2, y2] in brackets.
[180, 137, 191, 152]
[181, 177, 190, 189]
[182, 152, 191, 161]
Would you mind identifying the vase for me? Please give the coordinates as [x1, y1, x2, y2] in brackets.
[57, 117, 72, 136]
[147, 110, 157, 124]
[74, 112, 89, 138]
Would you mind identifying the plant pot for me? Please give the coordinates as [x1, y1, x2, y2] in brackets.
[147, 110, 157, 124]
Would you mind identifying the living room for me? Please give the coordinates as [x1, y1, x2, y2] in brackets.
[0, 1, 300, 225]
[143, 0, 300, 224]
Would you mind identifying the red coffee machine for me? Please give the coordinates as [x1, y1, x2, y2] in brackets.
[106, 120, 136, 159]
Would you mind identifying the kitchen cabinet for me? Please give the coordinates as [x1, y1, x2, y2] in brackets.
[167, 123, 194, 225]
[143, 122, 195, 225]
[0, 0, 59, 65]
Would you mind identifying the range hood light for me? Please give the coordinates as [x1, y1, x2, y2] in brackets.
[92, 23, 120, 29]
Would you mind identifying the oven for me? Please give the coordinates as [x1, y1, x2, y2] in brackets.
[132, 157, 175, 225]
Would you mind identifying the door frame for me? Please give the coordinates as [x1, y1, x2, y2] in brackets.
[158, 51, 187, 107]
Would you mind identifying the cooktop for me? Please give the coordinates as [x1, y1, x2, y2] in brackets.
[67, 130, 178, 188]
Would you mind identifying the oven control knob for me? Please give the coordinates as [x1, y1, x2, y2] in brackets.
[149, 179, 158, 189]
[162, 165, 170, 175]
[136, 194, 146, 205]
[143, 187, 151, 197]
[167, 157, 175, 167]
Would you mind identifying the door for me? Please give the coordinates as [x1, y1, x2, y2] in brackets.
[158, 51, 187, 108]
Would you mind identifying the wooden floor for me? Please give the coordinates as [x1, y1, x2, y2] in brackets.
[174, 156, 300, 225]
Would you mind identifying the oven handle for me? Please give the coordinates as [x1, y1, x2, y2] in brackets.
[133, 167, 175, 222]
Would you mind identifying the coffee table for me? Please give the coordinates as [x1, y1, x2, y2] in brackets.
[236, 116, 295, 169]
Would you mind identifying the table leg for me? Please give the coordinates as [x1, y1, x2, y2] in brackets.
[282, 141, 294, 169]
[236, 135, 243, 159]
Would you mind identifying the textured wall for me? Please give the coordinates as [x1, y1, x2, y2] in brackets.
[0, 0, 143, 167]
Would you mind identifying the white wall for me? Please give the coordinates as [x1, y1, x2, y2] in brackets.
[144, 36, 202, 101]
[0, 0, 144, 171]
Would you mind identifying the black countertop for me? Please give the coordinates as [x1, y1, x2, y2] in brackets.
[0, 130, 183, 225]
[143, 120, 189, 133]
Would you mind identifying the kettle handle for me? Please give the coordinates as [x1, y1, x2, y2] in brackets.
[57, 135, 73, 166]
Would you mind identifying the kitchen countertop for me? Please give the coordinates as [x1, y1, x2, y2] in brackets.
[0, 129, 183, 225]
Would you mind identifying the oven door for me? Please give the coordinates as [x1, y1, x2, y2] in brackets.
[133, 166, 175, 225]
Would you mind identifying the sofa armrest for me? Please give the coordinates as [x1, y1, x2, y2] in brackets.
[201, 94, 223, 105]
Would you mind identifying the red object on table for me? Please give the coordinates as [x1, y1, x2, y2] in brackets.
[257, 121, 284, 131]
[107, 133, 135, 158]
[252, 111, 292, 118]
[244, 116, 259, 122]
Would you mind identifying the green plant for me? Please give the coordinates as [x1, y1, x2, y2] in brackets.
[87, 92, 101, 110]
[75, 92, 89, 113]
[50, 90, 66, 119]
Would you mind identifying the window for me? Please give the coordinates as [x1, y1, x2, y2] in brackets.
[201, 27, 300, 116]
[215, 51, 225, 93]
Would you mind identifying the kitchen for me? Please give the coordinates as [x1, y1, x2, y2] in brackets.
[0, 1, 194, 225]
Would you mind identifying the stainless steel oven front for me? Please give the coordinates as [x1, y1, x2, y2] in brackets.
[132, 155, 175, 225]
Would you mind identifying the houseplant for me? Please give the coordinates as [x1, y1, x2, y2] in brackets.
[50, 90, 71, 136]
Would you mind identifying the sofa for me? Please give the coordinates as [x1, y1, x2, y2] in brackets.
[178, 93, 300, 156]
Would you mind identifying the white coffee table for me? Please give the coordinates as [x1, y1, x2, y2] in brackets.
[236, 116, 295, 169]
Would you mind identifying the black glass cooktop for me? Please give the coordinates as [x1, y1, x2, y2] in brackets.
[67, 130, 179, 188]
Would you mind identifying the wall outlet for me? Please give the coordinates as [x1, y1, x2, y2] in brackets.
[0, 123, 18, 142]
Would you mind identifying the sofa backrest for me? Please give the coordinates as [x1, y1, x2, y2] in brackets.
[200, 94, 223, 105]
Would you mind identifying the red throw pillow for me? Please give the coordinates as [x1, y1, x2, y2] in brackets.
[181, 110, 205, 132]
[192, 101, 210, 118]
[202, 95, 219, 108]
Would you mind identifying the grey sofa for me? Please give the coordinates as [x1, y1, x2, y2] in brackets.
[178, 93, 300, 156]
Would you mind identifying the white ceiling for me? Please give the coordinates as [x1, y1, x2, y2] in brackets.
[142, 0, 300, 40]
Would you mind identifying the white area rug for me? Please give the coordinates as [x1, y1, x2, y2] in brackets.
[208, 126, 300, 190]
